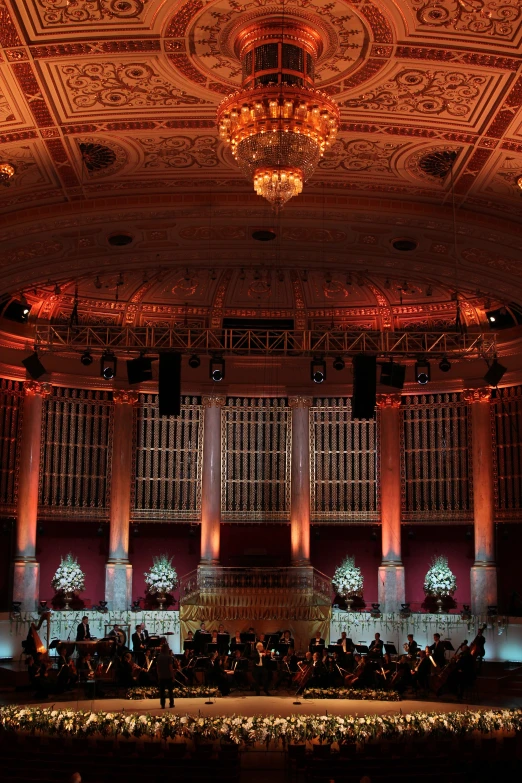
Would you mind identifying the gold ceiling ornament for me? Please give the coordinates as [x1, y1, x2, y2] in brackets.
[0, 162, 15, 186]
[217, 15, 339, 211]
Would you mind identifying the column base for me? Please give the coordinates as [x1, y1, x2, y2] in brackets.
[471, 563, 497, 615]
[105, 561, 132, 612]
[12, 558, 40, 611]
[378, 563, 405, 613]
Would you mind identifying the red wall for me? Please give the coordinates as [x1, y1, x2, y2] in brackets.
[220, 523, 291, 567]
[310, 526, 381, 603]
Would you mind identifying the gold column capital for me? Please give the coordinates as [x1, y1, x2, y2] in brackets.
[376, 393, 402, 409]
[23, 381, 52, 398]
[112, 389, 139, 405]
[288, 396, 313, 409]
[463, 388, 492, 404]
[202, 395, 226, 408]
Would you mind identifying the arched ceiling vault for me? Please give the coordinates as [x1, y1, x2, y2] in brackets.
[1, 0, 522, 335]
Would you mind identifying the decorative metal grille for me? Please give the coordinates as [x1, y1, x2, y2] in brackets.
[222, 398, 290, 520]
[402, 393, 471, 521]
[39, 387, 112, 516]
[133, 395, 202, 521]
[0, 378, 23, 509]
[311, 398, 378, 522]
[492, 386, 522, 515]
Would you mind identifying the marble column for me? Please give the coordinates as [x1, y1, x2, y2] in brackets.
[200, 395, 225, 564]
[376, 393, 405, 612]
[289, 396, 312, 565]
[464, 388, 497, 614]
[105, 389, 137, 611]
[13, 381, 52, 611]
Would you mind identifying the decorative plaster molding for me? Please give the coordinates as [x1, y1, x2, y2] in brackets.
[112, 389, 139, 404]
[23, 380, 52, 397]
[202, 395, 226, 408]
[288, 396, 313, 409]
[463, 388, 492, 403]
[376, 393, 402, 409]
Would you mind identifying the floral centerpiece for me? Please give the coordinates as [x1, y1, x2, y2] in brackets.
[424, 555, 457, 613]
[51, 553, 85, 610]
[332, 555, 364, 611]
[144, 554, 177, 610]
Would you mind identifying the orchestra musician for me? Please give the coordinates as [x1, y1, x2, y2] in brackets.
[210, 651, 231, 695]
[230, 630, 244, 655]
[411, 649, 431, 694]
[470, 627, 486, 667]
[76, 616, 92, 642]
[279, 629, 294, 649]
[374, 652, 393, 689]
[217, 624, 230, 654]
[309, 630, 325, 652]
[404, 633, 418, 658]
[337, 631, 355, 654]
[429, 633, 447, 668]
[156, 643, 175, 708]
[390, 655, 411, 695]
[56, 645, 77, 693]
[368, 632, 384, 659]
[344, 653, 367, 687]
[252, 641, 271, 696]
[108, 624, 126, 655]
[309, 651, 327, 688]
[194, 622, 211, 654]
[132, 623, 148, 666]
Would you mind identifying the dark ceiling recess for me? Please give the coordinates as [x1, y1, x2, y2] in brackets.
[107, 233, 133, 247]
[392, 238, 418, 252]
[252, 229, 277, 241]
[223, 317, 294, 330]
[79, 142, 117, 172]
[418, 150, 457, 179]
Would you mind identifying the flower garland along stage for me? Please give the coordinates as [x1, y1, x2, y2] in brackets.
[303, 688, 400, 702]
[127, 686, 220, 700]
[1, 706, 520, 745]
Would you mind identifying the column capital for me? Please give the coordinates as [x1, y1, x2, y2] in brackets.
[112, 389, 139, 405]
[288, 396, 313, 409]
[202, 395, 226, 408]
[23, 381, 52, 398]
[376, 393, 402, 409]
[463, 387, 492, 404]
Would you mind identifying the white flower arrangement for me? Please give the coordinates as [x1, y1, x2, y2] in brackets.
[51, 553, 85, 594]
[144, 554, 177, 595]
[1, 705, 520, 746]
[332, 555, 364, 598]
[424, 555, 457, 597]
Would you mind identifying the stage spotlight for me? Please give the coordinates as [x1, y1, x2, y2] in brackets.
[132, 599, 141, 611]
[4, 298, 31, 322]
[415, 359, 430, 384]
[486, 307, 515, 330]
[22, 351, 47, 380]
[100, 351, 117, 380]
[380, 361, 405, 389]
[80, 350, 93, 366]
[311, 358, 326, 384]
[484, 358, 507, 387]
[10, 601, 22, 616]
[188, 354, 201, 369]
[98, 600, 108, 612]
[487, 605, 498, 617]
[461, 604, 472, 621]
[333, 356, 345, 371]
[210, 356, 225, 382]
[370, 603, 381, 619]
[400, 603, 411, 618]
[439, 357, 451, 373]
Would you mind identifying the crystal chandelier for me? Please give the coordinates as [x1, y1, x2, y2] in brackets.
[217, 16, 339, 211]
[0, 162, 15, 186]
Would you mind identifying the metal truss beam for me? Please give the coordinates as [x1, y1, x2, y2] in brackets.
[34, 325, 497, 359]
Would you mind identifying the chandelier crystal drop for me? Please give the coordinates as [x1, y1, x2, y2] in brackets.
[0, 162, 15, 186]
[217, 16, 339, 210]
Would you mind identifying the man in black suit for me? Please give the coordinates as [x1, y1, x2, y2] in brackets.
[132, 623, 148, 666]
[252, 641, 271, 695]
[429, 633, 446, 668]
[405, 633, 418, 658]
[337, 631, 355, 653]
[309, 630, 325, 653]
[76, 616, 91, 642]
[368, 632, 384, 658]
[194, 622, 211, 654]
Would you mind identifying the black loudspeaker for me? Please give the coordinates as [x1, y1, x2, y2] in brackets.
[22, 352, 46, 380]
[127, 356, 153, 385]
[352, 354, 377, 419]
[159, 352, 181, 416]
[380, 361, 406, 389]
[483, 359, 507, 387]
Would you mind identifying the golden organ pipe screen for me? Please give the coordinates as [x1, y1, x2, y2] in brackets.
[133, 395, 202, 521]
[402, 393, 471, 521]
[0, 378, 23, 508]
[311, 398, 378, 522]
[39, 388, 112, 515]
[222, 398, 290, 521]
[492, 386, 522, 515]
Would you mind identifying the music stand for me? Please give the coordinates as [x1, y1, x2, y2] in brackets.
[443, 640, 454, 651]
[207, 643, 218, 654]
[384, 643, 397, 656]
[355, 644, 369, 655]
[217, 633, 230, 653]
[328, 644, 341, 653]
[183, 640, 195, 652]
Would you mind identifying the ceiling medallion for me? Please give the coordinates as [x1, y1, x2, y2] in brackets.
[0, 162, 15, 186]
[216, 14, 339, 211]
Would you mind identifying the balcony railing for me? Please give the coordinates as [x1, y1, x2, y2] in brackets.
[179, 566, 331, 603]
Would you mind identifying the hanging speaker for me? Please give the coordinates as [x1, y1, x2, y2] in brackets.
[483, 359, 507, 387]
[127, 356, 153, 385]
[380, 361, 405, 389]
[352, 354, 377, 419]
[22, 352, 46, 380]
[158, 352, 181, 416]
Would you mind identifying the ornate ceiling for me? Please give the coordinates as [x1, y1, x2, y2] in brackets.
[2, 0, 522, 325]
